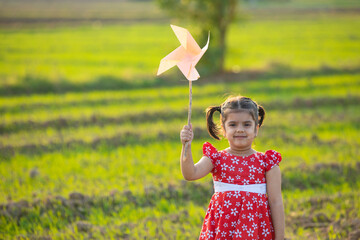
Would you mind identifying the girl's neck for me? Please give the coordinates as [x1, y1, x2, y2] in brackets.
[226, 147, 256, 157]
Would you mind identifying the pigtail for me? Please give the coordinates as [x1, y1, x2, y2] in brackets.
[206, 106, 222, 140]
[258, 105, 266, 127]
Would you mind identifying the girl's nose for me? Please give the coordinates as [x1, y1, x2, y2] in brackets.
[236, 128, 245, 133]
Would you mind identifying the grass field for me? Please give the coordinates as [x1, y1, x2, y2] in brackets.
[1, 0, 360, 239]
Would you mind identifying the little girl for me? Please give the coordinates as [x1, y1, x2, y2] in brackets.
[180, 96, 285, 240]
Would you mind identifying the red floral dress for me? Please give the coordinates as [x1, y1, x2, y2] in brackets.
[199, 142, 282, 240]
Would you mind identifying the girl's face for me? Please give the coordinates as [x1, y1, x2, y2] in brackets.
[223, 111, 259, 151]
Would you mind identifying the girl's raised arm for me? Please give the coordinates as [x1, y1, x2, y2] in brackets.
[266, 165, 285, 240]
[180, 125, 213, 181]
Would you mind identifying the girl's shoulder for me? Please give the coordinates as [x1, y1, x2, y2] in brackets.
[202, 142, 220, 160]
[257, 150, 282, 171]
[203, 142, 224, 168]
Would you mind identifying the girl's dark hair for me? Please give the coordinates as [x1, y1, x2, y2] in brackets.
[206, 96, 266, 140]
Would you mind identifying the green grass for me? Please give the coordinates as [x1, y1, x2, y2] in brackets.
[1, 70, 359, 238]
[0, 14, 359, 94]
[0, 24, 167, 84]
[1, 4, 360, 239]
[227, 16, 360, 71]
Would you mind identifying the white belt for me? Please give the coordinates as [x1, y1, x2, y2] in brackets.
[213, 181, 267, 194]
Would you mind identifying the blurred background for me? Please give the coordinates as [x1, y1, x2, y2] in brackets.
[0, 0, 359, 239]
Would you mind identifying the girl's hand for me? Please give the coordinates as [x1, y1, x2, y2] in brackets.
[180, 124, 193, 145]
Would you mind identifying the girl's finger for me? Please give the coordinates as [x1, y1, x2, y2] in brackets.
[181, 129, 192, 135]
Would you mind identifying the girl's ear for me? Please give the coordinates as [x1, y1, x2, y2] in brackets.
[255, 124, 260, 137]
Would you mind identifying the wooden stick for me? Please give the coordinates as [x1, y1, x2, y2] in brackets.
[183, 80, 192, 156]
[187, 80, 192, 126]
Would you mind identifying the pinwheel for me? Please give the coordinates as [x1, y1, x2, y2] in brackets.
[157, 24, 210, 130]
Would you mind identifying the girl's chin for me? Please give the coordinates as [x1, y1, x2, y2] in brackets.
[232, 138, 250, 143]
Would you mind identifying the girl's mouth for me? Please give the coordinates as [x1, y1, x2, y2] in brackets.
[234, 135, 247, 138]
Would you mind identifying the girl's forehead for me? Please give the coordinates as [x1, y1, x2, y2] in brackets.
[225, 110, 255, 121]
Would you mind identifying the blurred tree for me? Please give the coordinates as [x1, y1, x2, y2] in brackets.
[156, 0, 238, 74]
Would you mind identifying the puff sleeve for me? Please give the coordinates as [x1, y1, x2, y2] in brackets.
[202, 142, 219, 166]
[265, 150, 282, 172]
